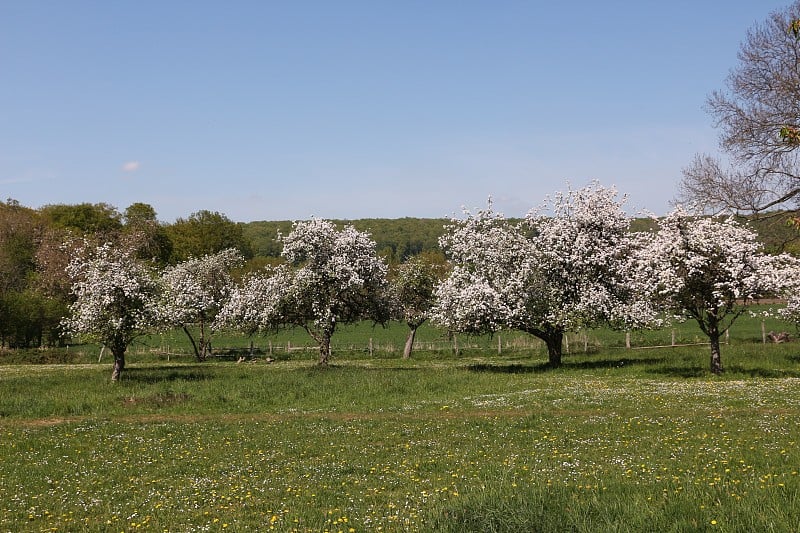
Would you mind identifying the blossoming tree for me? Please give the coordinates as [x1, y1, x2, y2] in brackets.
[62, 242, 160, 380]
[217, 219, 391, 365]
[432, 184, 646, 367]
[635, 208, 800, 374]
[390, 254, 447, 358]
[157, 248, 243, 360]
[779, 292, 800, 330]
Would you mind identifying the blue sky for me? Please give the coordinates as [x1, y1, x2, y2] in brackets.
[0, 1, 792, 222]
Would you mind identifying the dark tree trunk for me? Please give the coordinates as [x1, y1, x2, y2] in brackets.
[544, 331, 564, 368]
[199, 316, 209, 360]
[111, 345, 126, 381]
[318, 332, 332, 365]
[403, 326, 418, 359]
[182, 325, 201, 361]
[529, 327, 564, 368]
[701, 315, 724, 375]
[709, 331, 723, 374]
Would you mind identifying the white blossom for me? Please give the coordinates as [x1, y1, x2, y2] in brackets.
[432, 183, 645, 366]
[156, 248, 243, 359]
[62, 241, 160, 380]
[633, 207, 800, 373]
[216, 219, 390, 364]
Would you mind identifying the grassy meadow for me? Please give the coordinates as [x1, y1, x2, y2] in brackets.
[2, 315, 800, 531]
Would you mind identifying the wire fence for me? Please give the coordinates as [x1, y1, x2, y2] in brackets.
[123, 323, 795, 361]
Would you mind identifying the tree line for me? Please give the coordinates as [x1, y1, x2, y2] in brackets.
[0, 201, 252, 348]
[50, 183, 800, 381]
[2, 195, 800, 354]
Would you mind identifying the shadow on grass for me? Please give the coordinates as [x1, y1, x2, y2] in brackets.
[648, 365, 800, 379]
[291, 363, 425, 375]
[466, 363, 548, 374]
[467, 355, 668, 374]
[726, 365, 800, 378]
[122, 365, 214, 384]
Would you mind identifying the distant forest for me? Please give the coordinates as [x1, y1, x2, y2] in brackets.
[244, 213, 800, 262]
[243, 218, 450, 263]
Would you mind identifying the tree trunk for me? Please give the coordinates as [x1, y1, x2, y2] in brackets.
[111, 346, 126, 381]
[199, 316, 208, 360]
[544, 331, 563, 367]
[318, 333, 332, 365]
[530, 327, 564, 368]
[403, 326, 418, 359]
[709, 331, 723, 375]
[703, 315, 724, 374]
[182, 325, 201, 361]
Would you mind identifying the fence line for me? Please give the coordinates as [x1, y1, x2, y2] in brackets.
[131, 329, 752, 359]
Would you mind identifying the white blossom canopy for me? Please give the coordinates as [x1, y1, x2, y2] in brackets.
[62, 241, 159, 352]
[157, 248, 243, 327]
[216, 219, 390, 363]
[637, 207, 800, 330]
[431, 183, 647, 364]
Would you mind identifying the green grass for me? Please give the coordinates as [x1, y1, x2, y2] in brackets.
[2, 338, 800, 532]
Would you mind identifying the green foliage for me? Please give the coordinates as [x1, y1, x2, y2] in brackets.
[123, 202, 158, 225]
[39, 202, 123, 236]
[166, 210, 252, 263]
[243, 217, 448, 262]
[241, 220, 294, 257]
[791, 18, 800, 38]
[0, 289, 67, 348]
[740, 211, 800, 254]
[352, 217, 449, 263]
[121, 203, 174, 265]
[0, 199, 39, 293]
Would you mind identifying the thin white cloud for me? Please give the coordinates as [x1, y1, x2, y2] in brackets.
[122, 161, 141, 172]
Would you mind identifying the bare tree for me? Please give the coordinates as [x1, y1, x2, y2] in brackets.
[680, 2, 800, 216]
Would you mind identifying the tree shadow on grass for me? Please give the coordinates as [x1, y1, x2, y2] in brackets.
[648, 365, 800, 379]
[724, 365, 800, 378]
[292, 363, 425, 375]
[121, 365, 214, 384]
[467, 355, 668, 374]
[466, 363, 549, 374]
